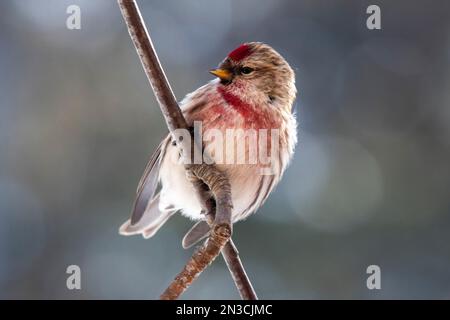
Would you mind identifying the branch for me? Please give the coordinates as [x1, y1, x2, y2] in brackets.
[117, 0, 257, 300]
[222, 240, 258, 300]
[204, 212, 258, 300]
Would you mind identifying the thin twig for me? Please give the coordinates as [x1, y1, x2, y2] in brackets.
[204, 212, 258, 300]
[117, 0, 257, 300]
[223, 241, 258, 300]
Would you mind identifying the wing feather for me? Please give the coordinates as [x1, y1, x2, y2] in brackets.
[130, 135, 170, 225]
[182, 220, 210, 249]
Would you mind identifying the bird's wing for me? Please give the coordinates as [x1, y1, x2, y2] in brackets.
[130, 135, 170, 225]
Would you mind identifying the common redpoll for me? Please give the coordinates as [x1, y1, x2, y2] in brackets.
[120, 42, 297, 248]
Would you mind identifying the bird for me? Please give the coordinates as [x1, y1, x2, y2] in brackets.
[119, 42, 297, 248]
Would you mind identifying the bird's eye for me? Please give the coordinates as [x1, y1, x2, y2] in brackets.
[240, 67, 254, 75]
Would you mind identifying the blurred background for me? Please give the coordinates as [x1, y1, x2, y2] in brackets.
[1, 0, 450, 299]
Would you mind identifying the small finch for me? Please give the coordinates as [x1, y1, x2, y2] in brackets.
[120, 42, 297, 248]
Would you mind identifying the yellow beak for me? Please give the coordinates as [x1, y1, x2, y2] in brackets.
[209, 68, 232, 81]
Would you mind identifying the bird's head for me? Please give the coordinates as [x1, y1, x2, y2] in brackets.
[210, 42, 296, 109]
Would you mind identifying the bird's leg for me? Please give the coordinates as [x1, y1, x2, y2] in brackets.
[190, 163, 233, 234]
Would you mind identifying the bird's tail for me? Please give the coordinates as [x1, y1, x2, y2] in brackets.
[119, 193, 175, 239]
[182, 220, 211, 249]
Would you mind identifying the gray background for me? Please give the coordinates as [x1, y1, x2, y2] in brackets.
[0, 0, 450, 299]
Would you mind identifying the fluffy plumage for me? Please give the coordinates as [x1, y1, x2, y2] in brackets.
[120, 42, 297, 248]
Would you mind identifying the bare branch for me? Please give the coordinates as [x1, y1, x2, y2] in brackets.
[117, 0, 257, 300]
[222, 240, 258, 300]
[204, 212, 258, 300]
[117, 0, 187, 133]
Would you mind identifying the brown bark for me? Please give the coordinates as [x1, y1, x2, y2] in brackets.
[117, 0, 257, 300]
